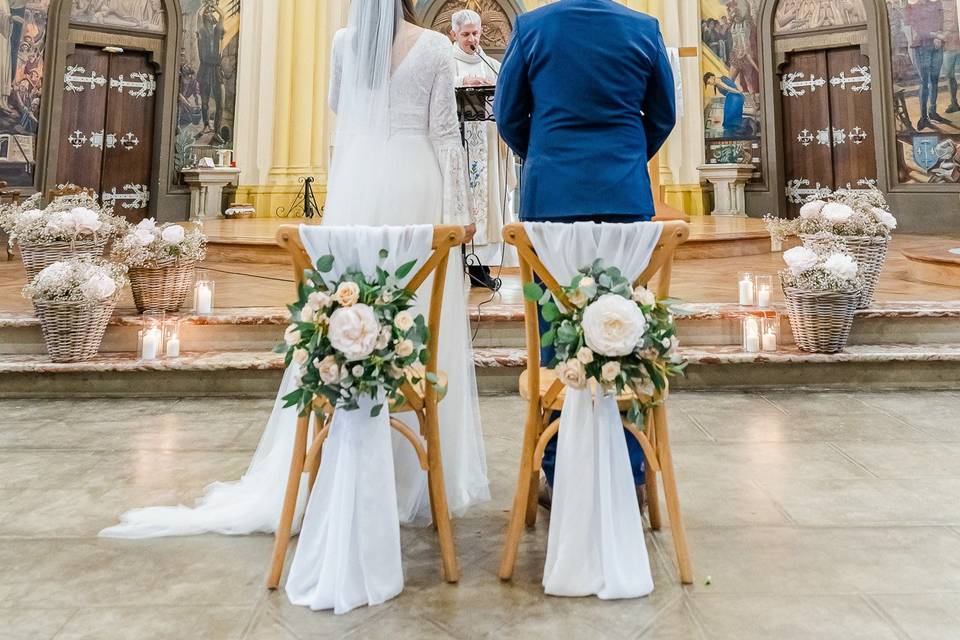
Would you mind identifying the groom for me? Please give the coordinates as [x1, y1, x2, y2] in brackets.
[494, 0, 676, 503]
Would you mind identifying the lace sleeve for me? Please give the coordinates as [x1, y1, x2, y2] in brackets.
[429, 53, 470, 225]
[329, 30, 345, 114]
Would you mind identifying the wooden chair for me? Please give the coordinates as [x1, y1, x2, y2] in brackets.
[499, 220, 694, 585]
[266, 224, 466, 589]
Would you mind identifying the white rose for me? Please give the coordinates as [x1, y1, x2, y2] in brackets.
[579, 276, 595, 289]
[823, 253, 859, 280]
[783, 246, 820, 275]
[556, 359, 587, 389]
[70, 207, 102, 234]
[292, 348, 309, 366]
[568, 289, 588, 308]
[799, 200, 826, 219]
[328, 303, 381, 361]
[352, 364, 365, 378]
[821, 202, 855, 223]
[81, 273, 117, 300]
[576, 347, 594, 364]
[376, 326, 391, 350]
[137, 218, 157, 231]
[307, 291, 331, 311]
[582, 294, 647, 357]
[283, 324, 301, 345]
[601, 361, 621, 382]
[632, 286, 657, 307]
[395, 339, 414, 358]
[394, 311, 414, 332]
[130, 228, 155, 247]
[316, 355, 341, 384]
[334, 281, 361, 307]
[871, 207, 897, 231]
[19, 209, 42, 224]
[160, 224, 186, 244]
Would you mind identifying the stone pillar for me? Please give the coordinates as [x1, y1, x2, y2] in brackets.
[698, 164, 755, 217]
[183, 168, 242, 221]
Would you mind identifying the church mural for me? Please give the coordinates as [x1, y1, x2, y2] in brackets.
[700, 0, 763, 178]
[773, 0, 867, 34]
[886, 0, 960, 184]
[70, 0, 167, 33]
[0, 0, 50, 187]
[174, 0, 240, 181]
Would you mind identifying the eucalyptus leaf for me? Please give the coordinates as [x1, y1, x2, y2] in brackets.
[315, 255, 335, 273]
[523, 282, 544, 301]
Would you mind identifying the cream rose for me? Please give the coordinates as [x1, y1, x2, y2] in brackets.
[307, 291, 331, 311]
[601, 361, 621, 382]
[334, 281, 361, 307]
[556, 359, 587, 389]
[579, 276, 595, 289]
[283, 324, 301, 345]
[567, 289, 588, 308]
[375, 326, 391, 350]
[799, 200, 826, 219]
[130, 228, 155, 247]
[576, 347, 594, 364]
[160, 224, 186, 244]
[632, 286, 657, 307]
[81, 273, 117, 300]
[823, 253, 858, 280]
[351, 364, 365, 378]
[316, 355, 341, 384]
[328, 303, 381, 360]
[394, 311, 414, 332]
[395, 339, 414, 358]
[70, 207, 102, 235]
[783, 246, 820, 275]
[292, 348, 309, 366]
[821, 202, 855, 223]
[581, 294, 647, 357]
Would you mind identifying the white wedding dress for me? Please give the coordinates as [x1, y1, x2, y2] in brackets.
[100, 25, 489, 540]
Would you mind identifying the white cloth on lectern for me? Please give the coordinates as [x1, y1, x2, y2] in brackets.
[524, 221, 662, 599]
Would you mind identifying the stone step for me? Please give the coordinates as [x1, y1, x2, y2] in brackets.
[2, 344, 959, 397]
[3, 301, 958, 355]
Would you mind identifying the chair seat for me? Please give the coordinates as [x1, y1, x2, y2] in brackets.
[519, 367, 647, 413]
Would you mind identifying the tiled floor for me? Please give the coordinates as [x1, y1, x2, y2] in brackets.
[2, 391, 960, 639]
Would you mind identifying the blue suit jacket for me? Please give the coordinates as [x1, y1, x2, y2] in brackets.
[494, 0, 676, 222]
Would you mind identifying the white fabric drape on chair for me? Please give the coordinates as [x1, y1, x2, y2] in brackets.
[524, 221, 663, 599]
[284, 224, 434, 614]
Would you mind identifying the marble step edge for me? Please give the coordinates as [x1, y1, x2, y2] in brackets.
[2, 300, 958, 329]
[3, 343, 960, 374]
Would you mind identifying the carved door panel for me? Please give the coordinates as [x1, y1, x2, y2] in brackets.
[780, 50, 833, 217]
[57, 46, 156, 221]
[57, 47, 110, 197]
[780, 46, 876, 216]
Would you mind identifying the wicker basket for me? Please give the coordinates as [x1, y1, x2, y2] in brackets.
[783, 286, 859, 354]
[33, 296, 118, 363]
[129, 259, 197, 313]
[19, 237, 109, 281]
[801, 234, 889, 309]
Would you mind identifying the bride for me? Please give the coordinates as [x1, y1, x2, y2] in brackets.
[101, 0, 489, 539]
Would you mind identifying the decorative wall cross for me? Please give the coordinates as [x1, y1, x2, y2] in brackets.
[102, 184, 150, 209]
[830, 66, 871, 93]
[785, 178, 832, 204]
[64, 66, 107, 93]
[780, 72, 826, 97]
[110, 72, 156, 98]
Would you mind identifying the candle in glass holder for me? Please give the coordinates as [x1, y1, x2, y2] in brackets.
[762, 329, 778, 352]
[141, 327, 162, 360]
[743, 317, 761, 353]
[761, 313, 780, 353]
[194, 272, 215, 315]
[165, 318, 182, 359]
[738, 273, 754, 306]
[754, 275, 773, 308]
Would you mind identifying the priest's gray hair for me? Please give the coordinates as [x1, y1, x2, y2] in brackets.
[451, 9, 482, 31]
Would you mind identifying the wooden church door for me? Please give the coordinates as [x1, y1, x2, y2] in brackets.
[780, 46, 876, 216]
[57, 46, 156, 222]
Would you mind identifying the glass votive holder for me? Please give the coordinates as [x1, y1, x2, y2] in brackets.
[738, 272, 755, 306]
[754, 275, 773, 308]
[194, 271, 215, 315]
[742, 315, 762, 353]
[139, 311, 165, 361]
[761, 313, 780, 353]
[164, 317, 182, 359]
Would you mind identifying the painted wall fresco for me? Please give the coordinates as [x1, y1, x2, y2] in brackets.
[71, 0, 167, 33]
[700, 0, 763, 177]
[0, 0, 50, 187]
[887, 0, 960, 184]
[174, 0, 240, 180]
[773, 0, 866, 35]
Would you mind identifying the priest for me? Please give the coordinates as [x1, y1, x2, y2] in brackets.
[450, 9, 518, 288]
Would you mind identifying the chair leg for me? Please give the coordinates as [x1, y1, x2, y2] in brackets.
[266, 414, 310, 589]
[645, 411, 662, 530]
[425, 406, 460, 583]
[524, 468, 539, 527]
[652, 404, 693, 585]
[498, 413, 539, 580]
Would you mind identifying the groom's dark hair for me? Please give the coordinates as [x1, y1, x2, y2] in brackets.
[401, 0, 417, 25]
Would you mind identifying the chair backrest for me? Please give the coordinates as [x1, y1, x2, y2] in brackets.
[503, 220, 689, 374]
[276, 224, 465, 381]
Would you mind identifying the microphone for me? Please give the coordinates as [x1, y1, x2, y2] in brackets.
[469, 43, 499, 79]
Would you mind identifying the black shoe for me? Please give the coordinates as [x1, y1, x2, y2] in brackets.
[929, 111, 952, 125]
[917, 117, 932, 131]
[946, 102, 960, 114]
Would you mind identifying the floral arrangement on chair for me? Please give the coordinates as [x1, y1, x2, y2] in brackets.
[523, 260, 686, 424]
[111, 219, 207, 267]
[0, 193, 124, 249]
[22, 258, 128, 306]
[278, 250, 440, 418]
